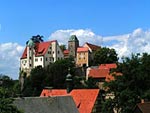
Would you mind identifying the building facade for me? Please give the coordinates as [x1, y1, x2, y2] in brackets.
[20, 39, 64, 76]
[76, 47, 89, 67]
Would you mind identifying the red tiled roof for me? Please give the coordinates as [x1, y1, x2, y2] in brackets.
[40, 89, 100, 113]
[63, 49, 69, 54]
[21, 41, 56, 59]
[99, 63, 117, 69]
[88, 68, 109, 78]
[77, 47, 88, 52]
[84, 42, 100, 51]
[41, 89, 68, 96]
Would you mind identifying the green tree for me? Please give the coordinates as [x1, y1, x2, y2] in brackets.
[22, 66, 46, 96]
[73, 76, 98, 89]
[22, 58, 75, 96]
[0, 75, 20, 97]
[59, 44, 66, 51]
[93, 47, 118, 65]
[0, 87, 23, 113]
[102, 53, 150, 113]
[46, 58, 75, 88]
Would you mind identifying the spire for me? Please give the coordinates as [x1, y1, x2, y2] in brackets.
[69, 35, 79, 41]
[66, 68, 73, 93]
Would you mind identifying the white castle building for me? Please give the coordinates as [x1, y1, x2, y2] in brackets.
[20, 39, 64, 76]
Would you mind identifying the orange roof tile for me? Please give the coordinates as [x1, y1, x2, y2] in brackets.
[63, 49, 69, 54]
[77, 47, 88, 52]
[88, 68, 109, 78]
[21, 40, 56, 59]
[40, 89, 100, 113]
[99, 63, 117, 69]
[84, 42, 100, 51]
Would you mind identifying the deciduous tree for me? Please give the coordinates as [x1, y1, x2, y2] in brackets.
[102, 53, 150, 113]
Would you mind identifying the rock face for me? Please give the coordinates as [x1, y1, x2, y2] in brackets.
[14, 96, 79, 113]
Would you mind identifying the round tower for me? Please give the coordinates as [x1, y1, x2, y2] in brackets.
[27, 39, 35, 72]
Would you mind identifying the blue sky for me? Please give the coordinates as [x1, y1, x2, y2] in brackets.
[1, 0, 150, 79]
[0, 0, 150, 44]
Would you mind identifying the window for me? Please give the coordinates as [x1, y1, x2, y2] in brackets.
[35, 58, 38, 62]
[29, 57, 32, 59]
[30, 64, 32, 67]
[48, 51, 51, 54]
[45, 57, 47, 61]
[40, 58, 42, 61]
[49, 47, 52, 49]
[53, 51, 54, 54]
[52, 57, 54, 61]
[58, 51, 60, 54]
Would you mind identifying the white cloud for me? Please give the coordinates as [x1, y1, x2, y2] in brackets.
[107, 28, 150, 59]
[49, 28, 150, 60]
[1, 28, 150, 79]
[49, 29, 103, 46]
[0, 43, 24, 79]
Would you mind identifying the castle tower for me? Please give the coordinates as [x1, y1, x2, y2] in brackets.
[26, 39, 35, 74]
[68, 35, 79, 58]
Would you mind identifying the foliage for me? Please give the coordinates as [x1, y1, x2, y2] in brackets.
[0, 75, 21, 97]
[59, 44, 66, 51]
[0, 87, 23, 113]
[22, 58, 75, 96]
[22, 66, 46, 96]
[45, 58, 75, 88]
[26, 35, 44, 45]
[93, 47, 118, 65]
[73, 76, 98, 89]
[102, 53, 150, 113]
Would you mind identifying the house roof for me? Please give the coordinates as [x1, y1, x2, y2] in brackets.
[84, 42, 100, 51]
[77, 47, 89, 52]
[21, 40, 56, 59]
[99, 63, 117, 70]
[40, 89, 100, 113]
[14, 96, 79, 113]
[69, 35, 79, 42]
[63, 49, 69, 54]
[134, 102, 150, 113]
[88, 68, 109, 78]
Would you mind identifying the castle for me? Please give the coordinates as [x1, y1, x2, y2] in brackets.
[20, 35, 100, 76]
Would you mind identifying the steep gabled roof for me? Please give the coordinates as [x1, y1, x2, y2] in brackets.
[40, 89, 100, 113]
[21, 40, 56, 59]
[77, 47, 89, 53]
[84, 42, 100, 51]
